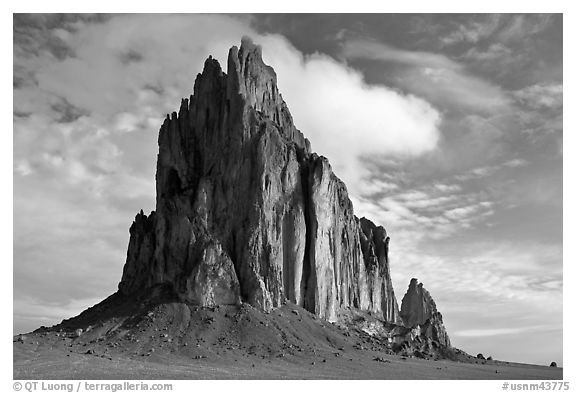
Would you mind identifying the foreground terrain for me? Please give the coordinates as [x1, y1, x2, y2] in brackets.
[13, 298, 562, 380]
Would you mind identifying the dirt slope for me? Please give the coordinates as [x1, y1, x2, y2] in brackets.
[13, 292, 563, 380]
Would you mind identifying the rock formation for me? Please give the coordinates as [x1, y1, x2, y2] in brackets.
[400, 278, 450, 347]
[118, 37, 407, 325]
[358, 218, 401, 323]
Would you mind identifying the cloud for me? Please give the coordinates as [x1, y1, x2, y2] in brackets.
[341, 39, 511, 114]
[352, 175, 496, 245]
[454, 158, 529, 181]
[14, 161, 32, 176]
[513, 83, 563, 111]
[359, 179, 400, 196]
[342, 40, 458, 70]
[453, 326, 559, 338]
[437, 14, 554, 47]
[503, 158, 528, 168]
[444, 203, 492, 221]
[439, 15, 502, 45]
[462, 43, 513, 64]
[497, 14, 555, 43]
[455, 165, 498, 181]
[434, 183, 461, 193]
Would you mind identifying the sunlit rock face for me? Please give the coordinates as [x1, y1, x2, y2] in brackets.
[118, 37, 401, 323]
[358, 217, 402, 324]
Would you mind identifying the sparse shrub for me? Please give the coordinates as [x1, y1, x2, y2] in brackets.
[487, 356, 493, 361]
[477, 353, 485, 360]
[550, 362, 557, 367]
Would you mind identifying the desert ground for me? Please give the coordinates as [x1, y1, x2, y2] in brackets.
[13, 301, 562, 380]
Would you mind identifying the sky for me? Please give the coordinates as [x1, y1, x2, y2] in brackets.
[13, 14, 563, 366]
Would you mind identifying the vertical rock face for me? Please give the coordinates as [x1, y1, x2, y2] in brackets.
[118, 37, 402, 323]
[400, 278, 450, 347]
[305, 155, 370, 321]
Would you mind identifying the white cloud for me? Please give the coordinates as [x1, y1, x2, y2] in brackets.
[503, 158, 528, 168]
[343, 40, 458, 69]
[463, 43, 513, 64]
[455, 158, 530, 181]
[438, 14, 553, 47]
[14, 161, 32, 176]
[444, 205, 482, 220]
[440, 15, 502, 45]
[359, 179, 399, 195]
[453, 326, 558, 338]
[352, 176, 497, 247]
[434, 183, 461, 193]
[111, 112, 141, 133]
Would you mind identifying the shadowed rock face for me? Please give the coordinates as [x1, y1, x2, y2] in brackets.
[400, 278, 450, 347]
[118, 37, 402, 323]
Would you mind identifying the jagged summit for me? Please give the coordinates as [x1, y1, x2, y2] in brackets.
[400, 278, 437, 327]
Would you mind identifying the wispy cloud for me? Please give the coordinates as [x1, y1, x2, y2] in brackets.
[513, 83, 563, 111]
[454, 325, 560, 338]
[353, 176, 496, 244]
[462, 43, 513, 64]
[497, 14, 555, 43]
[341, 39, 511, 114]
[437, 14, 555, 47]
[454, 158, 529, 181]
[439, 14, 502, 46]
[342, 40, 458, 70]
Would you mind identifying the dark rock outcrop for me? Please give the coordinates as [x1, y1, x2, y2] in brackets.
[118, 37, 404, 323]
[400, 278, 450, 347]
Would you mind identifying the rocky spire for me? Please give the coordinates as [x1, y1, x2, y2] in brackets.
[118, 38, 401, 323]
[400, 278, 450, 347]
